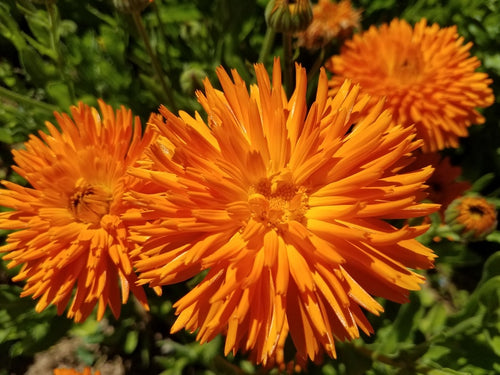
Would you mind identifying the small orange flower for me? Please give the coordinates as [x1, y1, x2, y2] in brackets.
[127, 59, 438, 366]
[326, 18, 494, 152]
[54, 367, 100, 375]
[0, 100, 155, 322]
[297, 0, 361, 50]
[445, 196, 497, 240]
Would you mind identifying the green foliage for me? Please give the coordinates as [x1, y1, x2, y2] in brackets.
[0, 284, 72, 373]
[0, 0, 499, 374]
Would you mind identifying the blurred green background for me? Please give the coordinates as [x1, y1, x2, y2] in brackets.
[0, 0, 499, 374]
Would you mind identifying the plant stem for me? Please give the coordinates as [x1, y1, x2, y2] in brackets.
[0, 86, 59, 113]
[283, 32, 294, 97]
[307, 47, 325, 83]
[45, 0, 76, 103]
[258, 27, 276, 63]
[152, 1, 168, 52]
[131, 10, 176, 111]
[355, 345, 402, 368]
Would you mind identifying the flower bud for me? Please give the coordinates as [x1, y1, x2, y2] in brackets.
[265, 0, 313, 34]
[445, 195, 497, 240]
[113, 0, 153, 13]
[179, 65, 207, 95]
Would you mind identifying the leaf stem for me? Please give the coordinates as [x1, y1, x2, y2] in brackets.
[131, 10, 177, 111]
[258, 27, 276, 63]
[283, 32, 294, 97]
[0, 86, 59, 113]
[45, 0, 76, 103]
[307, 47, 325, 83]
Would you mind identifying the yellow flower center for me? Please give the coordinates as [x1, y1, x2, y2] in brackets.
[69, 179, 112, 224]
[248, 174, 308, 227]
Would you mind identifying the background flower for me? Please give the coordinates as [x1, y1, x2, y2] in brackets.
[296, 0, 361, 50]
[326, 18, 494, 152]
[128, 59, 438, 366]
[0, 100, 155, 322]
[402, 151, 471, 218]
[445, 195, 497, 240]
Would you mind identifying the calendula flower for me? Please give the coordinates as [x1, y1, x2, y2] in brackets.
[445, 195, 497, 240]
[0, 100, 156, 322]
[404, 152, 470, 217]
[54, 367, 100, 375]
[297, 0, 361, 50]
[326, 18, 494, 152]
[127, 59, 438, 366]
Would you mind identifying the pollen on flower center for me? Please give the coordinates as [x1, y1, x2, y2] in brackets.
[69, 179, 112, 224]
[248, 176, 308, 227]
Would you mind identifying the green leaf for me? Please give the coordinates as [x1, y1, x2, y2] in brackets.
[0, 2, 26, 50]
[19, 46, 56, 86]
[124, 330, 139, 354]
[45, 80, 72, 109]
[477, 251, 500, 286]
[469, 173, 495, 193]
[427, 369, 473, 375]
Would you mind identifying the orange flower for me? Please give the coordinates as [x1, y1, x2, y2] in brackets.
[0, 100, 155, 322]
[297, 0, 361, 50]
[54, 367, 100, 375]
[127, 59, 438, 366]
[445, 196, 497, 240]
[326, 18, 494, 152]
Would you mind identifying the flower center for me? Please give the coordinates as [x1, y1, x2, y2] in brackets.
[467, 204, 485, 218]
[69, 178, 112, 224]
[390, 46, 424, 85]
[248, 174, 308, 227]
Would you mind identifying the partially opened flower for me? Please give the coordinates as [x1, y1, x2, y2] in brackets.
[0, 100, 155, 322]
[445, 195, 497, 240]
[128, 59, 438, 366]
[326, 18, 494, 152]
[296, 0, 361, 50]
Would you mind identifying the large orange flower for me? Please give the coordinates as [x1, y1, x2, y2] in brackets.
[127, 59, 438, 366]
[0, 100, 155, 322]
[326, 18, 494, 152]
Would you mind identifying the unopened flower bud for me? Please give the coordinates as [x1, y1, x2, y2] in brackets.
[113, 0, 153, 13]
[445, 195, 497, 240]
[265, 0, 313, 34]
[179, 65, 207, 95]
